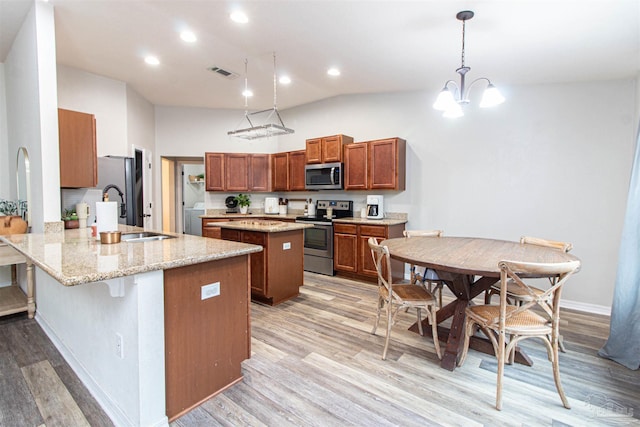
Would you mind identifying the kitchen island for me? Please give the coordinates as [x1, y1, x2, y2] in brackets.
[0, 226, 262, 426]
[212, 219, 312, 306]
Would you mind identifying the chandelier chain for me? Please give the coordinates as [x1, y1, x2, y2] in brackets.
[461, 19, 466, 68]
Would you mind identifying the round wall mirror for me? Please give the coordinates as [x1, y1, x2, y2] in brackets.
[16, 147, 31, 229]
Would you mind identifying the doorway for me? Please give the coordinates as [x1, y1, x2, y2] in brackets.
[160, 157, 204, 234]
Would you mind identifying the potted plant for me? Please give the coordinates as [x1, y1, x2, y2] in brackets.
[62, 208, 79, 229]
[234, 193, 251, 214]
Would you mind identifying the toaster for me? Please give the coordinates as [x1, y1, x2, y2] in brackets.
[264, 197, 279, 214]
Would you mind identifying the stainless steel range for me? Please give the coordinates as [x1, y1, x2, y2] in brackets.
[295, 200, 353, 276]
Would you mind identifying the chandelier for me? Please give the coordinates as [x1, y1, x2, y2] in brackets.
[228, 53, 294, 140]
[433, 11, 505, 118]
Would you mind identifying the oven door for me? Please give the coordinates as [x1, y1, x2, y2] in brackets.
[297, 221, 333, 258]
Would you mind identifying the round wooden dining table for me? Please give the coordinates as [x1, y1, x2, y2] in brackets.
[381, 236, 581, 371]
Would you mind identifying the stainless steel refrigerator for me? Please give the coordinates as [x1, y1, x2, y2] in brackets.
[96, 156, 142, 226]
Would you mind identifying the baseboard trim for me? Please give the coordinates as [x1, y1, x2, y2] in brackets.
[35, 312, 169, 427]
[560, 299, 611, 316]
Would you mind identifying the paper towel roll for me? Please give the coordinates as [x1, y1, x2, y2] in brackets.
[96, 202, 118, 234]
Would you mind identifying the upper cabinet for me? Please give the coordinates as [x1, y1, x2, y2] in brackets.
[249, 154, 271, 192]
[271, 152, 289, 192]
[288, 150, 306, 191]
[58, 108, 97, 188]
[271, 150, 305, 192]
[305, 134, 353, 164]
[344, 138, 406, 191]
[205, 153, 225, 191]
[205, 153, 271, 192]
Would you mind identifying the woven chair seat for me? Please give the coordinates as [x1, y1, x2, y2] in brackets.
[495, 281, 545, 299]
[467, 305, 551, 334]
[392, 284, 437, 303]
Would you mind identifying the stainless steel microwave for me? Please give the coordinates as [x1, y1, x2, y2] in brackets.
[305, 162, 343, 190]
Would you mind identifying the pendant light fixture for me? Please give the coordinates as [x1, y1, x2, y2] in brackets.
[228, 53, 294, 139]
[433, 11, 505, 118]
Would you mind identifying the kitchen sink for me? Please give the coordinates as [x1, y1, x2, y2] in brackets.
[121, 232, 176, 243]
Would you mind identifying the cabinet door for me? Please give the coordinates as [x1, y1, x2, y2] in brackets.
[334, 232, 358, 273]
[225, 154, 250, 191]
[242, 231, 267, 297]
[321, 135, 345, 163]
[359, 225, 388, 278]
[221, 228, 241, 242]
[249, 154, 270, 192]
[344, 143, 368, 190]
[58, 109, 97, 188]
[305, 139, 322, 164]
[369, 138, 406, 190]
[205, 153, 225, 191]
[272, 152, 289, 191]
[288, 150, 306, 191]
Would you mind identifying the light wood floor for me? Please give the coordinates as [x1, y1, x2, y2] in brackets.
[1, 272, 638, 426]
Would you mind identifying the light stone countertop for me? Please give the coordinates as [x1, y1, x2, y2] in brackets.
[213, 220, 313, 233]
[200, 212, 301, 221]
[333, 217, 408, 226]
[0, 225, 262, 286]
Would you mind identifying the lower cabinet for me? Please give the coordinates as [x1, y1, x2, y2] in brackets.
[220, 228, 304, 305]
[334, 222, 405, 281]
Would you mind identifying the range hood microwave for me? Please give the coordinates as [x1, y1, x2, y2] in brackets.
[305, 162, 343, 190]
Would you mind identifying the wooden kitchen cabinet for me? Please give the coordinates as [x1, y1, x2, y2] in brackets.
[343, 143, 368, 190]
[220, 227, 303, 305]
[206, 153, 270, 192]
[205, 153, 225, 191]
[305, 134, 353, 164]
[344, 138, 406, 191]
[271, 152, 289, 191]
[288, 150, 306, 191]
[225, 153, 250, 191]
[249, 154, 271, 191]
[58, 108, 97, 188]
[334, 222, 405, 281]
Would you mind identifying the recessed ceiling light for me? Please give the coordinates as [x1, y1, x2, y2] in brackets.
[145, 56, 160, 66]
[327, 68, 340, 76]
[180, 30, 197, 43]
[230, 11, 249, 24]
[242, 89, 254, 97]
[279, 76, 291, 85]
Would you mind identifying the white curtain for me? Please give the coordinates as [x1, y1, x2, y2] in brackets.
[598, 126, 640, 370]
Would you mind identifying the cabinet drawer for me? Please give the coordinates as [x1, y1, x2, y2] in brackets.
[242, 231, 267, 246]
[334, 223, 357, 234]
[221, 229, 241, 242]
[359, 225, 387, 238]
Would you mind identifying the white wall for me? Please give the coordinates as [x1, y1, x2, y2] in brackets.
[154, 79, 635, 310]
[57, 65, 128, 156]
[0, 64, 9, 200]
[4, 1, 59, 231]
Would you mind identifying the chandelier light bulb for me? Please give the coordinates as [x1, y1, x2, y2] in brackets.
[433, 88, 456, 111]
[479, 84, 505, 108]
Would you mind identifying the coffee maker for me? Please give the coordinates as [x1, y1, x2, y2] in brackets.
[366, 195, 384, 219]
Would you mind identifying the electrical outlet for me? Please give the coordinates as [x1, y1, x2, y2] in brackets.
[283, 242, 291, 250]
[201, 282, 220, 300]
[115, 333, 123, 359]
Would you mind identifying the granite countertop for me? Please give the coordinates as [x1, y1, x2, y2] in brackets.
[213, 219, 313, 233]
[333, 217, 408, 226]
[0, 225, 262, 286]
[200, 212, 301, 221]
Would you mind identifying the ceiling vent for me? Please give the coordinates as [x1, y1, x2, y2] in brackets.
[208, 66, 239, 79]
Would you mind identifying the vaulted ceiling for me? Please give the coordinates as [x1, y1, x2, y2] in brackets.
[1, 0, 638, 110]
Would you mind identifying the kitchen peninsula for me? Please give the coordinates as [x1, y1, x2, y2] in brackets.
[212, 219, 312, 305]
[0, 226, 262, 426]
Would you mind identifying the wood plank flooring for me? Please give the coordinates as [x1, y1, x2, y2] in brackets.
[1, 272, 639, 426]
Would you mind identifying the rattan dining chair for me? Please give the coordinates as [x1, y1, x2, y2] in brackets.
[458, 259, 580, 410]
[485, 236, 573, 352]
[368, 237, 441, 360]
[402, 230, 445, 307]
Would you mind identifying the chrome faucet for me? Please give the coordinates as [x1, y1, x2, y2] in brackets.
[103, 184, 127, 218]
